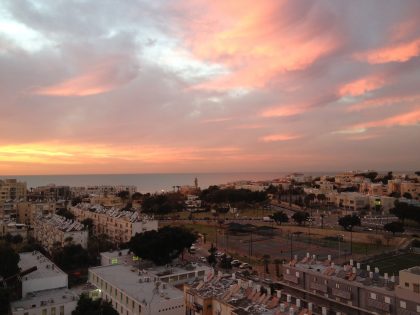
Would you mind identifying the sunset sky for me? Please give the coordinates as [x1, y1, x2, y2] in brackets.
[0, 0, 419, 175]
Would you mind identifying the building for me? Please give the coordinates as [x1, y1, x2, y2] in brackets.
[387, 179, 401, 195]
[0, 220, 28, 238]
[16, 202, 56, 225]
[88, 262, 212, 315]
[368, 195, 396, 213]
[333, 192, 369, 212]
[29, 185, 71, 202]
[70, 185, 137, 197]
[367, 183, 388, 196]
[185, 271, 319, 315]
[0, 200, 17, 220]
[0, 179, 27, 204]
[71, 204, 157, 244]
[280, 253, 420, 315]
[395, 266, 420, 314]
[185, 195, 202, 211]
[400, 182, 420, 200]
[10, 251, 78, 315]
[32, 214, 88, 252]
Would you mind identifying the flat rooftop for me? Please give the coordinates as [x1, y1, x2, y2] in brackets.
[146, 263, 211, 278]
[11, 288, 78, 312]
[19, 251, 66, 280]
[90, 264, 183, 303]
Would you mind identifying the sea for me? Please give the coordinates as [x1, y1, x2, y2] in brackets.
[0, 172, 333, 193]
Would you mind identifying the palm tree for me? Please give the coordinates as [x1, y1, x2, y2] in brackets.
[274, 258, 282, 277]
[262, 254, 271, 274]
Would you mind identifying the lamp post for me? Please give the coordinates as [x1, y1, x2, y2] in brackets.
[349, 225, 353, 255]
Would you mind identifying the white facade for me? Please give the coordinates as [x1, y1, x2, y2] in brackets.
[88, 263, 212, 315]
[32, 214, 88, 252]
[19, 251, 68, 297]
[89, 265, 185, 315]
[71, 204, 157, 243]
[11, 288, 78, 315]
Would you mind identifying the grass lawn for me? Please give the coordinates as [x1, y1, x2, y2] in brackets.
[365, 253, 420, 275]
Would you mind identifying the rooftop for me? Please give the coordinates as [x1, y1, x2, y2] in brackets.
[19, 251, 66, 280]
[287, 253, 397, 292]
[11, 288, 78, 312]
[90, 264, 184, 304]
[74, 204, 152, 222]
[403, 266, 420, 275]
[35, 214, 85, 232]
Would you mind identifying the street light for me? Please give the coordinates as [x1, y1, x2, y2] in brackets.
[349, 225, 353, 255]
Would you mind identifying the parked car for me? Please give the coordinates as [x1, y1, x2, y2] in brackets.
[231, 259, 241, 267]
[239, 263, 251, 269]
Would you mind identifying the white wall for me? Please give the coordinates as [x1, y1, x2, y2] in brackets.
[22, 274, 68, 297]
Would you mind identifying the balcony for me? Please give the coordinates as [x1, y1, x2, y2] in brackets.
[367, 298, 390, 312]
[332, 288, 351, 300]
[310, 282, 328, 293]
[283, 274, 299, 284]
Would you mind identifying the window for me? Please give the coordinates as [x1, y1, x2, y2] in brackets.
[336, 283, 340, 289]
[60, 306, 64, 315]
[417, 305, 420, 312]
[51, 307, 56, 315]
[405, 282, 409, 287]
[370, 293, 376, 300]
[384, 297, 391, 304]
[400, 301, 406, 309]
[286, 269, 290, 275]
[414, 284, 419, 293]
[42, 309, 47, 315]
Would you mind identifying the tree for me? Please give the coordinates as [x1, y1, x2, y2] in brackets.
[0, 288, 12, 315]
[292, 211, 310, 226]
[129, 226, 197, 265]
[338, 214, 361, 231]
[304, 194, 316, 208]
[273, 259, 282, 277]
[72, 294, 118, 315]
[0, 244, 20, 278]
[270, 211, 289, 225]
[87, 234, 115, 265]
[384, 221, 405, 235]
[11, 234, 23, 244]
[219, 255, 232, 270]
[390, 201, 420, 224]
[71, 197, 83, 207]
[57, 208, 75, 220]
[403, 192, 413, 199]
[116, 190, 130, 200]
[262, 254, 270, 274]
[53, 244, 89, 271]
[131, 192, 143, 200]
[207, 243, 217, 266]
[317, 194, 326, 205]
[81, 218, 94, 235]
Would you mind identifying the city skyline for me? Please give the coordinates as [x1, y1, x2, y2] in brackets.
[1, 0, 419, 175]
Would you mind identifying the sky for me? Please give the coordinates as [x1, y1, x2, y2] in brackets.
[0, 0, 419, 175]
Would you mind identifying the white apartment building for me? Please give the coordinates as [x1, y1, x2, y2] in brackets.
[71, 185, 137, 197]
[387, 179, 401, 194]
[32, 214, 88, 252]
[71, 204, 158, 243]
[368, 183, 388, 196]
[368, 195, 396, 213]
[17, 202, 56, 225]
[10, 251, 78, 315]
[0, 179, 27, 204]
[88, 263, 212, 315]
[333, 192, 369, 211]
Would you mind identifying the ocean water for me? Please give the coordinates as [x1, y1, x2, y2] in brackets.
[0, 172, 328, 193]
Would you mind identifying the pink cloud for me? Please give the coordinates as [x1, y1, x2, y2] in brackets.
[34, 56, 137, 96]
[181, 1, 339, 90]
[347, 95, 420, 112]
[261, 104, 307, 118]
[339, 75, 386, 97]
[355, 38, 420, 64]
[338, 108, 420, 134]
[260, 134, 301, 142]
